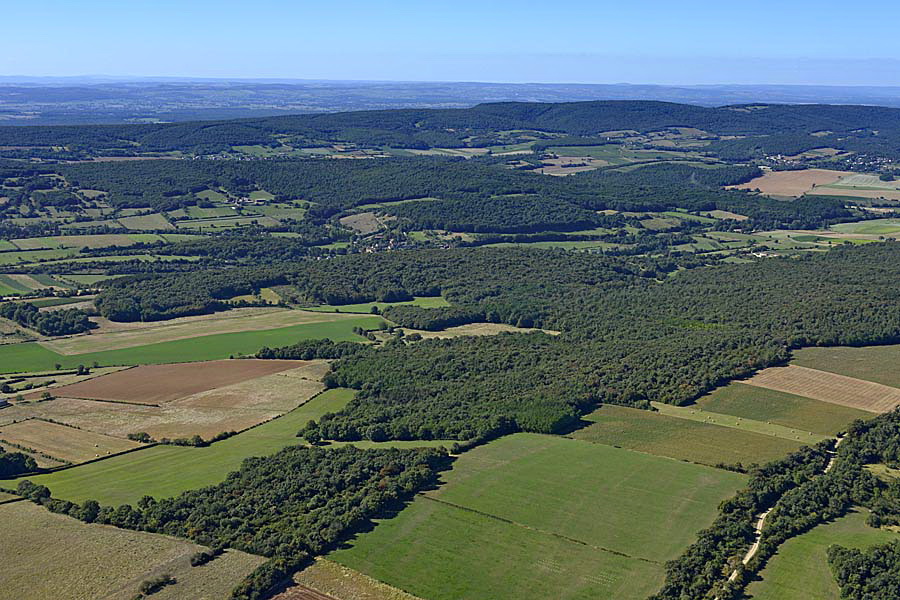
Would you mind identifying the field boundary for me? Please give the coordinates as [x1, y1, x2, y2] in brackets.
[419, 493, 661, 565]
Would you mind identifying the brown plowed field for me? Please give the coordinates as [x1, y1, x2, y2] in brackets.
[29, 359, 307, 405]
[744, 365, 900, 413]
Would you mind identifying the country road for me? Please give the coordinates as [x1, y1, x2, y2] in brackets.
[722, 434, 844, 588]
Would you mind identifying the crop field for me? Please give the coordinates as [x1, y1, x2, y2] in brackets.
[744, 365, 900, 413]
[306, 296, 450, 313]
[729, 168, 850, 197]
[0, 365, 126, 401]
[7, 362, 329, 440]
[331, 433, 743, 600]
[745, 510, 896, 600]
[0, 315, 382, 374]
[830, 218, 900, 235]
[0, 419, 142, 464]
[792, 344, 900, 389]
[0, 500, 264, 600]
[651, 401, 827, 443]
[290, 559, 424, 600]
[116, 212, 174, 229]
[571, 404, 802, 467]
[0, 248, 74, 266]
[694, 382, 872, 435]
[38, 359, 307, 404]
[8, 388, 444, 504]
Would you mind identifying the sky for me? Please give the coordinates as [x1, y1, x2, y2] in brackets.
[4, 0, 900, 85]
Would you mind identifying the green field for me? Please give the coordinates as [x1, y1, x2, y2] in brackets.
[0, 274, 33, 294]
[792, 344, 900, 389]
[652, 401, 827, 443]
[0, 316, 383, 374]
[305, 296, 451, 313]
[0, 248, 76, 265]
[694, 381, 872, 435]
[830, 218, 900, 235]
[331, 433, 743, 600]
[745, 510, 897, 600]
[572, 404, 803, 467]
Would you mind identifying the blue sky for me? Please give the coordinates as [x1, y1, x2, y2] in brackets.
[4, 0, 900, 84]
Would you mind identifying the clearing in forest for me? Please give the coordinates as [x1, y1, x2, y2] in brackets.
[743, 365, 900, 413]
[0, 501, 264, 600]
[400, 322, 560, 339]
[331, 433, 744, 600]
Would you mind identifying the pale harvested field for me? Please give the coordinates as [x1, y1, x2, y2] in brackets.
[340, 212, 383, 234]
[7, 362, 328, 440]
[0, 418, 142, 463]
[539, 156, 608, 175]
[1, 366, 126, 403]
[0, 441, 66, 469]
[42, 308, 356, 354]
[0, 501, 264, 600]
[6, 273, 66, 290]
[744, 365, 900, 413]
[730, 169, 850, 197]
[289, 559, 424, 600]
[704, 209, 749, 221]
[401, 322, 561, 340]
[34, 359, 307, 404]
[812, 187, 900, 201]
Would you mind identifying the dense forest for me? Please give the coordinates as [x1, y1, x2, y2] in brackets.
[96, 243, 900, 442]
[0, 449, 37, 477]
[0, 302, 94, 336]
[828, 541, 900, 599]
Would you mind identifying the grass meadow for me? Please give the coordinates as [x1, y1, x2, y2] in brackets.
[332, 433, 743, 600]
[792, 344, 900, 390]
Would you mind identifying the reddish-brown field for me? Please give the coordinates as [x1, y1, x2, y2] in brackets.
[273, 586, 337, 600]
[31, 359, 306, 405]
[744, 365, 900, 413]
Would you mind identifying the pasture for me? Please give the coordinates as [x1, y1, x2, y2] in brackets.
[694, 382, 872, 435]
[830, 218, 900, 236]
[332, 433, 743, 600]
[745, 510, 896, 600]
[0, 419, 142, 464]
[651, 401, 827, 443]
[0, 315, 382, 374]
[792, 344, 900, 389]
[744, 365, 900, 413]
[306, 295, 451, 313]
[0, 500, 264, 600]
[572, 404, 802, 467]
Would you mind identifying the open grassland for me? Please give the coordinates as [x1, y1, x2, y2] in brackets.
[572, 404, 802, 467]
[7, 389, 445, 504]
[46, 307, 363, 354]
[400, 322, 560, 339]
[651, 401, 827, 443]
[694, 382, 872, 435]
[744, 365, 900, 413]
[116, 212, 173, 230]
[6, 362, 329, 441]
[0, 501, 264, 600]
[306, 296, 451, 313]
[290, 559, 425, 600]
[745, 510, 897, 600]
[332, 434, 742, 600]
[0, 316, 381, 374]
[792, 344, 900, 389]
[0, 419, 142, 464]
[38, 359, 306, 404]
[426, 434, 745, 562]
[333, 497, 664, 600]
[0, 248, 75, 266]
[830, 218, 900, 235]
[9, 233, 199, 250]
[730, 168, 850, 197]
